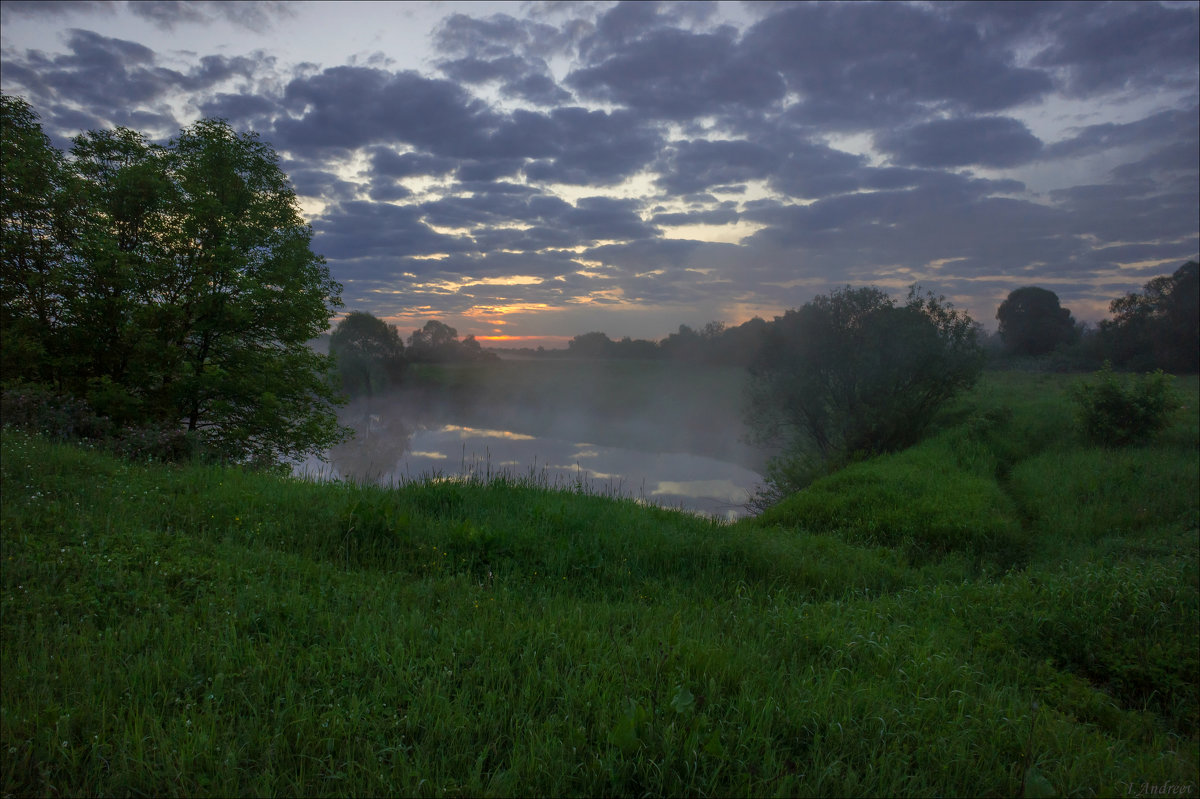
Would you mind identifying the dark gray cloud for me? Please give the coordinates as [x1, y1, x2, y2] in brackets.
[0, 1, 113, 21]
[519, 107, 663, 185]
[271, 67, 660, 186]
[437, 54, 572, 106]
[1046, 106, 1199, 159]
[285, 166, 360, 203]
[567, 24, 785, 121]
[197, 91, 279, 131]
[1029, 2, 1199, 97]
[0, 29, 265, 137]
[313, 200, 476, 262]
[877, 116, 1044, 169]
[741, 2, 1053, 130]
[274, 67, 500, 157]
[654, 139, 780, 194]
[433, 12, 575, 105]
[433, 11, 571, 61]
[651, 207, 739, 227]
[1, 0, 1195, 334]
[368, 147, 457, 179]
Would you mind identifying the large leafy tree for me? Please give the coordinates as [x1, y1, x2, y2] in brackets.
[747, 285, 983, 494]
[996, 286, 1078, 356]
[158, 118, 345, 463]
[1, 95, 346, 464]
[1101, 261, 1199, 373]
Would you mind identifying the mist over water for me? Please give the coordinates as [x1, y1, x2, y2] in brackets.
[295, 360, 769, 520]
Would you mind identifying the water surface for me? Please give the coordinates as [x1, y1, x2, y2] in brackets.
[297, 420, 763, 521]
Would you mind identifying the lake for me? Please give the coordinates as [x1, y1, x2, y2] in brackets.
[296, 421, 764, 520]
[294, 361, 769, 520]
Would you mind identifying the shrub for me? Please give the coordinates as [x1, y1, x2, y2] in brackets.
[746, 285, 983, 497]
[1070, 364, 1178, 446]
[1, 381, 198, 463]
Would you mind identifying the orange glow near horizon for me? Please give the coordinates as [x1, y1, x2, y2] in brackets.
[475, 334, 573, 345]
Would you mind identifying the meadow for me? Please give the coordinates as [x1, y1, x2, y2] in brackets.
[1, 370, 1197, 797]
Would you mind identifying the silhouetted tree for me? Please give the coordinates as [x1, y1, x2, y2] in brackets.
[1101, 261, 1199, 373]
[747, 286, 983, 496]
[659, 324, 704, 361]
[330, 311, 405, 398]
[460, 333, 498, 362]
[406, 320, 497, 362]
[407, 320, 459, 361]
[567, 331, 615, 358]
[613, 335, 659, 359]
[996, 286, 1078, 356]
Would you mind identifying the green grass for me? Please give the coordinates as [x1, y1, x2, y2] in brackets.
[2, 371, 1197, 797]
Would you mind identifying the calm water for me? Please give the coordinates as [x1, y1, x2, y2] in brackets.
[296, 420, 764, 521]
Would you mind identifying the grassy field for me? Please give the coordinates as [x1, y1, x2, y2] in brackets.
[2, 370, 1197, 797]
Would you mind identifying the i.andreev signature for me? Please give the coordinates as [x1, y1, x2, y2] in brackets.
[1126, 782, 1196, 797]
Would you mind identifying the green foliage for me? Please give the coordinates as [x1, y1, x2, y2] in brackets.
[996, 286, 1078, 357]
[754, 428, 1030, 569]
[329, 311, 406, 398]
[0, 382, 197, 461]
[1, 371, 1197, 797]
[0, 95, 73, 384]
[1071, 364, 1179, 446]
[0, 94, 346, 465]
[747, 285, 983, 496]
[1100, 261, 1199, 373]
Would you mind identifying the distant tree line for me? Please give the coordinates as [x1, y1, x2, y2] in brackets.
[992, 262, 1198, 373]
[1, 94, 345, 464]
[328, 316, 496, 399]
[484, 263, 1199, 376]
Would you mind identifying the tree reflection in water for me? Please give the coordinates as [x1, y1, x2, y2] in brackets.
[329, 399, 412, 483]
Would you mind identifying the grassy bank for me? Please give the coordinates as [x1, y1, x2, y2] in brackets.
[2, 371, 1197, 797]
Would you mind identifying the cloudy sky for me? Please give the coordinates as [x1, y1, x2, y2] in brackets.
[2, 1, 1197, 347]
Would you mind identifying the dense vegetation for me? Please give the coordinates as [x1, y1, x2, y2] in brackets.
[3, 91, 1197, 797]
[1, 95, 344, 464]
[3, 371, 1196, 797]
[745, 286, 983, 498]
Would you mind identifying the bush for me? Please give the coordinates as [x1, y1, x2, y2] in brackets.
[1070, 364, 1178, 446]
[746, 285, 983, 497]
[1, 381, 198, 463]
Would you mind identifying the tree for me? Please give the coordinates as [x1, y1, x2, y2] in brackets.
[567, 331, 615, 358]
[61, 126, 174, 421]
[330, 311, 405, 398]
[746, 285, 983, 495]
[155, 118, 345, 463]
[0, 95, 71, 384]
[659, 324, 703, 361]
[407, 319, 458, 361]
[996, 286, 1077, 356]
[1, 96, 347, 464]
[1101, 261, 1199, 373]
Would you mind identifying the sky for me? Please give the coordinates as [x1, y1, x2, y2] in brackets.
[2, 1, 1197, 348]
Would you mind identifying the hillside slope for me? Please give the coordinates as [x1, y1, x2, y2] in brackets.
[2, 373, 1196, 797]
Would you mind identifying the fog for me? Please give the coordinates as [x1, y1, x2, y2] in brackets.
[295, 360, 770, 520]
